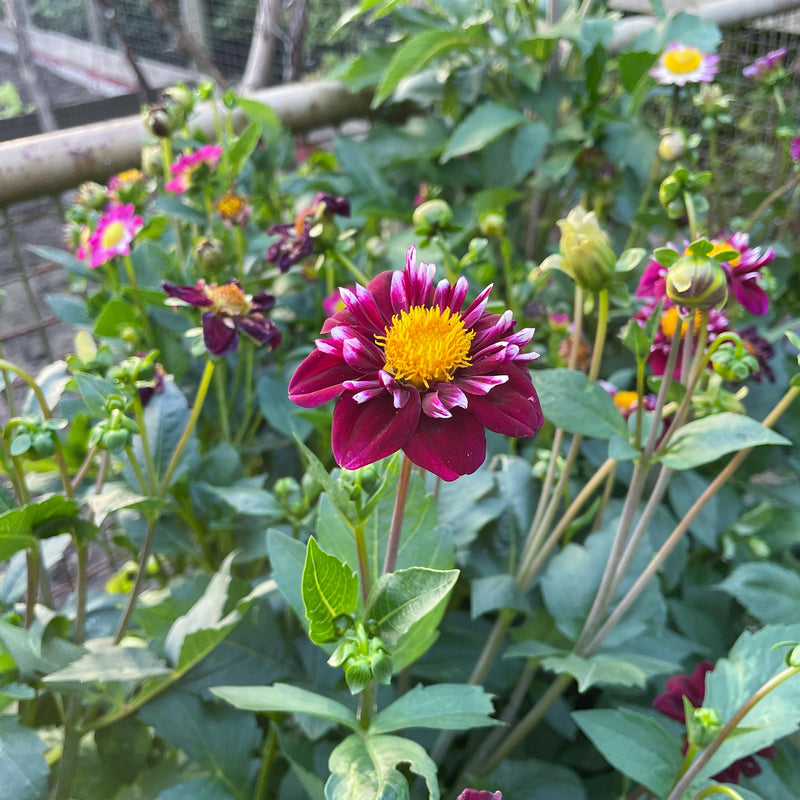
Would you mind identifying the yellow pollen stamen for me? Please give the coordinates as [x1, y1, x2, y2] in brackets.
[377, 305, 474, 389]
[660, 306, 702, 339]
[101, 221, 126, 250]
[664, 47, 703, 74]
[207, 284, 250, 315]
[116, 169, 143, 185]
[613, 390, 639, 413]
[707, 240, 742, 267]
[216, 192, 246, 219]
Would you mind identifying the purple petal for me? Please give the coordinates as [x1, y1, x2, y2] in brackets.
[238, 315, 281, 350]
[403, 408, 486, 481]
[202, 312, 238, 356]
[288, 349, 355, 407]
[731, 275, 769, 315]
[331, 390, 420, 469]
[162, 281, 213, 307]
[460, 285, 493, 328]
[466, 365, 543, 437]
[636, 260, 667, 299]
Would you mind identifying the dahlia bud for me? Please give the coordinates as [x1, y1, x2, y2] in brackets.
[344, 660, 372, 694]
[31, 431, 56, 458]
[658, 128, 687, 162]
[193, 237, 226, 271]
[75, 181, 108, 211]
[140, 143, 164, 177]
[370, 650, 393, 685]
[161, 84, 195, 116]
[479, 211, 505, 238]
[665, 253, 728, 310]
[143, 104, 173, 138]
[550, 206, 616, 293]
[412, 199, 453, 236]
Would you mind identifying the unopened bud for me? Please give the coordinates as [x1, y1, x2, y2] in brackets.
[658, 128, 687, 162]
[140, 143, 164, 177]
[143, 105, 173, 138]
[193, 237, 226, 271]
[345, 660, 372, 694]
[665, 253, 728, 310]
[370, 650, 393, 684]
[75, 181, 108, 211]
[554, 206, 616, 293]
[479, 212, 505, 238]
[412, 199, 453, 236]
[31, 432, 56, 457]
[161, 84, 195, 116]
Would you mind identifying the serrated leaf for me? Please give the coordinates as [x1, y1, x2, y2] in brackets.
[212, 683, 359, 732]
[366, 567, 459, 645]
[371, 683, 499, 734]
[88, 487, 163, 524]
[660, 412, 789, 470]
[573, 709, 681, 797]
[440, 102, 527, 163]
[325, 734, 439, 800]
[538, 651, 677, 692]
[302, 538, 359, 645]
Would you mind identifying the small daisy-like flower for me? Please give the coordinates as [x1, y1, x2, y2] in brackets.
[165, 144, 223, 193]
[162, 279, 281, 356]
[743, 48, 787, 82]
[85, 203, 144, 268]
[288, 246, 544, 481]
[108, 168, 146, 205]
[215, 189, 252, 227]
[650, 43, 719, 87]
[266, 193, 350, 272]
[654, 661, 777, 784]
[790, 135, 800, 164]
[637, 235, 773, 316]
[738, 326, 775, 383]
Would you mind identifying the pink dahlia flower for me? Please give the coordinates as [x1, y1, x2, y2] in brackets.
[654, 660, 777, 784]
[456, 791, 502, 800]
[165, 144, 223, 193]
[85, 203, 144, 268]
[743, 48, 787, 82]
[650, 43, 719, 87]
[790, 135, 800, 164]
[288, 246, 544, 481]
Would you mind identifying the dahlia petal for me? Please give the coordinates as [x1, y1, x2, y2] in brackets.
[460, 284, 493, 328]
[465, 365, 544, 437]
[403, 408, 486, 481]
[332, 390, 420, 470]
[343, 378, 381, 392]
[353, 387, 385, 403]
[435, 383, 468, 410]
[363, 270, 396, 321]
[238, 315, 281, 350]
[343, 337, 382, 370]
[731, 275, 769, 315]
[473, 310, 515, 349]
[390, 269, 409, 312]
[422, 391, 452, 419]
[162, 281, 213, 307]
[315, 339, 342, 356]
[392, 387, 410, 409]
[636, 260, 667, 299]
[288, 349, 354, 407]
[202, 312, 238, 356]
[458, 374, 509, 395]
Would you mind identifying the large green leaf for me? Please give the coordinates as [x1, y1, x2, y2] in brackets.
[302, 537, 359, 645]
[366, 567, 459, 645]
[440, 102, 527, 163]
[0, 496, 79, 560]
[534, 369, 629, 440]
[718, 563, 800, 625]
[267, 529, 308, 625]
[371, 683, 499, 734]
[43, 644, 168, 686]
[471, 574, 531, 618]
[325, 734, 439, 800]
[660, 412, 789, 470]
[258, 372, 313, 441]
[484, 757, 586, 800]
[573, 708, 682, 797]
[701, 623, 800, 782]
[0, 718, 48, 800]
[372, 29, 467, 107]
[212, 683, 359, 732]
[157, 777, 237, 800]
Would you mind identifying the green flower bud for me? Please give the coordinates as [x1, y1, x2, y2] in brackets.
[31, 431, 56, 457]
[102, 427, 131, 454]
[333, 613, 354, 639]
[345, 660, 373, 694]
[75, 181, 108, 211]
[143, 104, 173, 138]
[365, 236, 387, 259]
[161, 84, 195, 116]
[691, 707, 722, 747]
[710, 343, 758, 382]
[140, 143, 164, 177]
[412, 199, 453, 236]
[658, 128, 687, 162]
[479, 212, 505, 238]
[370, 650, 393, 685]
[546, 206, 616, 293]
[665, 253, 728, 310]
[193, 237, 226, 272]
[659, 175, 682, 207]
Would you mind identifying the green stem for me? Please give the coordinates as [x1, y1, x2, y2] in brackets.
[684, 190, 700, 241]
[253, 723, 278, 800]
[588, 289, 609, 381]
[125, 444, 148, 494]
[666, 666, 800, 800]
[358, 680, 376, 729]
[213, 360, 232, 443]
[353, 522, 371, 604]
[131, 393, 158, 493]
[71, 446, 98, 492]
[382, 455, 413, 574]
[740, 174, 800, 234]
[634, 358, 645, 450]
[626, 154, 661, 250]
[25, 547, 39, 627]
[331, 248, 370, 285]
[74, 542, 88, 644]
[123, 254, 155, 344]
[54, 699, 82, 800]
[708, 123, 721, 232]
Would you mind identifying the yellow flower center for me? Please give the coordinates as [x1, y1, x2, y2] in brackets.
[377, 305, 474, 388]
[206, 284, 250, 315]
[216, 191, 247, 220]
[116, 169, 143, 185]
[613, 390, 639, 413]
[707, 240, 741, 267]
[664, 47, 703, 74]
[101, 221, 126, 251]
[660, 306, 702, 339]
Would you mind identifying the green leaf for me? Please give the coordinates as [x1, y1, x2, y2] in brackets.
[325, 733, 439, 800]
[719, 563, 800, 625]
[276, 729, 326, 800]
[88, 486, 163, 524]
[94, 298, 138, 337]
[366, 567, 459, 645]
[157, 777, 237, 800]
[510, 121, 550, 181]
[440, 102, 527, 163]
[0, 496, 79, 558]
[190, 480, 282, 518]
[228, 121, 260, 173]
[573, 708, 682, 797]
[471, 574, 531, 618]
[238, 97, 283, 145]
[660, 412, 789, 470]
[71, 371, 118, 417]
[484, 757, 586, 800]
[43, 643, 169, 686]
[27, 244, 94, 279]
[701, 623, 800, 782]
[0, 717, 48, 800]
[371, 683, 499, 734]
[295, 438, 355, 522]
[372, 30, 466, 107]
[267, 529, 308, 625]
[617, 51, 658, 93]
[212, 683, 359, 732]
[534, 369, 629, 440]
[258, 372, 313, 441]
[302, 537, 359, 645]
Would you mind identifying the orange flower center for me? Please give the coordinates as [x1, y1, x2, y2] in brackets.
[706, 240, 742, 267]
[116, 169, 143, 185]
[377, 305, 474, 388]
[664, 47, 703, 74]
[660, 306, 702, 339]
[613, 390, 639, 414]
[206, 284, 250, 315]
[101, 221, 126, 251]
[216, 191, 247, 219]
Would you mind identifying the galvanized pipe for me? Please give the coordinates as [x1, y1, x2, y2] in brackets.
[0, 80, 372, 204]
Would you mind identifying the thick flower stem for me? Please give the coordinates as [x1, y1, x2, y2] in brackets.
[332, 248, 370, 286]
[382, 455, 413, 575]
[213, 361, 232, 442]
[253, 722, 278, 800]
[131, 393, 158, 493]
[123, 254, 155, 344]
[666, 667, 800, 800]
[588, 289, 609, 381]
[353, 522, 371, 604]
[25, 547, 39, 628]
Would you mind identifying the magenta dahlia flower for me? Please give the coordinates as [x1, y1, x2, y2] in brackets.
[743, 48, 787, 82]
[456, 791, 502, 800]
[649, 43, 719, 87]
[654, 661, 777, 784]
[637, 234, 772, 316]
[288, 246, 544, 481]
[162, 279, 280, 356]
[165, 144, 223, 193]
[791, 135, 800, 164]
[84, 203, 144, 268]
